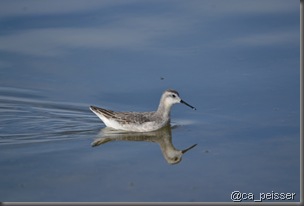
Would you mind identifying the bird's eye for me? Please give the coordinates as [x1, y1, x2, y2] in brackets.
[172, 94, 176, 98]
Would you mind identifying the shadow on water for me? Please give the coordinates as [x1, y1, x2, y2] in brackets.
[91, 124, 197, 165]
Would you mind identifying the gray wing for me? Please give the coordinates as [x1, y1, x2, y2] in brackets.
[115, 111, 154, 124]
[90, 105, 153, 124]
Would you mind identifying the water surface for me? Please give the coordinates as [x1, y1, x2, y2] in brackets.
[0, 0, 300, 202]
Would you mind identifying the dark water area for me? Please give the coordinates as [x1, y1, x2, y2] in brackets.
[0, 0, 300, 203]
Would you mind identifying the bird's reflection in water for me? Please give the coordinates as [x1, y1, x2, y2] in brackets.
[92, 124, 197, 165]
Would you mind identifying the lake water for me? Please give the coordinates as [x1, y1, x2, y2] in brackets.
[0, 0, 300, 203]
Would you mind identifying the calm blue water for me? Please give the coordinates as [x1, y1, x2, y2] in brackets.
[0, 0, 300, 203]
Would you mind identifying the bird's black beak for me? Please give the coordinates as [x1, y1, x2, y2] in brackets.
[180, 99, 196, 110]
[181, 144, 198, 154]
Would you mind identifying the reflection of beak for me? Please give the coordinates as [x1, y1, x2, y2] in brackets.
[181, 144, 197, 154]
[180, 99, 196, 110]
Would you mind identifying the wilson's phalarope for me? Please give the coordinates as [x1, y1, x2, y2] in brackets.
[90, 89, 196, 132]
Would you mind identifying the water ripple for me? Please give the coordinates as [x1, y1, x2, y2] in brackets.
[0, 86, 99, 145]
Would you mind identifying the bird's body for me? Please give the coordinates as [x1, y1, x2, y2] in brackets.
[90, 89, 196, 132]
